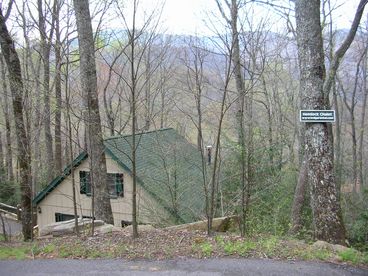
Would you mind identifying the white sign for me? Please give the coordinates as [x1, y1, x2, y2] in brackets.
[300, 110, 335, 122]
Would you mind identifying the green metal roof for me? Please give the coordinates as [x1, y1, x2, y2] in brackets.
[33, 128, 206, 223]
[33, 152, 88, 205]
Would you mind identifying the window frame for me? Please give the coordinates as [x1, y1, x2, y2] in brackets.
[55, 213, 94, 223]
[55, 212, 75, 222]
[79, 171, 124, 198]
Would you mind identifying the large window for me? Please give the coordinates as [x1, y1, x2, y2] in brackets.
[80, 171, 124, 197]
[55, 212, 75, 222]
[55, 213, 94, 222]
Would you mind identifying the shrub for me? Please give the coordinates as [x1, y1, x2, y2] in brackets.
[0, 178, 20, 206]
[199, 242, 213, 257]
[343, 188, 368, 251]
[223, 240, 256, 256]
[339, 249, 359, 264]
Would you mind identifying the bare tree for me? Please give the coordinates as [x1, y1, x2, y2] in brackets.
[340, 56, 363, 193]
[73, 0, 114, 225]
[0, 56, 13, 181]
[0, 6, 33, 240]
[53, 0, 63, 174]
[38, 0, 56, 182]
[215, 0, 266, 236]
[325, 0, 343, 190]
[357, 26, 368, 190]
[179, 35, 211, 231]
[14, 0, 43, 195]
[130, 1, 139, 237]
[0, 131, 3, 176]
[180, 36, 209, 151]
[110, 0, 164, 237]
[206, 52, 233, 235]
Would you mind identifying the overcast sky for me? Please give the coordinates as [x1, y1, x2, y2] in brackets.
[12, 0, 365, 40]
[152, 0, 363, 36]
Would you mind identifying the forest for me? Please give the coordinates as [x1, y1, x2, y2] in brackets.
[0, 0, 367, 250]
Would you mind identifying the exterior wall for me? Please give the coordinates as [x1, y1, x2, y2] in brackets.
[37, 154, 173, 229]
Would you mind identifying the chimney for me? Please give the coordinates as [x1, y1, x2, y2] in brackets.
[206, 145, 212, 165]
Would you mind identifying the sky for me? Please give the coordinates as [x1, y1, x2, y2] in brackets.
[10, 0, 365, 41]
[141, 0, 363, 36]
[161, 0, 214, 35]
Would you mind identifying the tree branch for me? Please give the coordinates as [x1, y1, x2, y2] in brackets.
[323, 0, 368, 97]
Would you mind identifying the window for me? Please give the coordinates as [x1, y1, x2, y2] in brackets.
[55, 213, 75, 222]
[80, 171, 91, 195]
[55, 213, 93, 222]
[107, 173, 124, 197]
[79, 171, 124, 198]
[121, 220, 131, 228]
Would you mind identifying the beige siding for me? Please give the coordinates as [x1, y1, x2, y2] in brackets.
[37, 154, 173, 229]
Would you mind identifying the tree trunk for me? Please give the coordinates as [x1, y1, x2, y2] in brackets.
[295, 0, 345, 244]
[357, 36, 368, 190]
[130, 1, 139, 238]
[333, 80, 342, 189]
[208, 86, 227, 236]
[132, 84, 138, 237]
[341, 55, 362, 193]
[144, 47, 151, 131]
[73, 0, 113, 224]
[38, 0, 54, 182]
[229, 0, 248, 237]
[290, 157, 308, 234]
[19, 5, 43, 194]
[351, 102, 358, 192]
[54, 0, 62, 174]
[0, 56, 13, 181]
[0, 131, 4, 175]
[0, 8, 33, 241]
[325, 2, 342, 191]
[160, 88, 165, 129]
[65, 47, 79, 236]
[206, 45, 232, 236]
[291, 79, 308, 235]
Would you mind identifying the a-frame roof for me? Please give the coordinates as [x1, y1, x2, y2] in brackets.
[33, 128, 205, 223]
[32, 151, 88, 206]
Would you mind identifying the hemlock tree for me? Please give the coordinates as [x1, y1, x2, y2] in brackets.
[294, 0, 367, 244]
[73, 0, 113, 225]
[295, 0, 344, 244]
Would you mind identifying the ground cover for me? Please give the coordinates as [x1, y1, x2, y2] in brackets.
[0, 228, 367, 268]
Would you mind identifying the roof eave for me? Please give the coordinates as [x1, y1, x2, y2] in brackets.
[32, 152, 88, 205]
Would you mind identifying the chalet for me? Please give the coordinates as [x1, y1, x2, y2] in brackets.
[33, 128, 206, 230]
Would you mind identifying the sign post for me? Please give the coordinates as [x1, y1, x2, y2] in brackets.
[300, 110, 335, 123]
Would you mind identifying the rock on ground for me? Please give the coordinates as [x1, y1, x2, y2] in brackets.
[165, 216, 238, 232]
[312, 240, 351, 253]
[39, 219, 104, 237]
[94, 224, 122, 234]
[122, 224, 156, 234]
